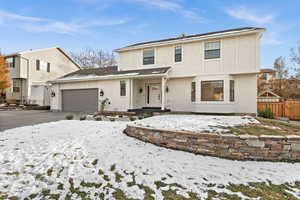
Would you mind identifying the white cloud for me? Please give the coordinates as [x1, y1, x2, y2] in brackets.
[0, 10, 46, 23]
[132, 0, 203, 21]
[225, 6, 274, 25]
[0, 10, 128, 34]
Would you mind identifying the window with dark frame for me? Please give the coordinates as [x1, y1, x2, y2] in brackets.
[12, 79, 20, 93]
[230, 80, 235, 102]
[47, 62, 50, 72]
[204, 41, 220, 59]
[5, 57, 15, 68]
[175, 46, 182, 62]
[191, 82, 196, 102]
[120, 81, 126, 96]
[143, 49, 154, 65]
[201, 80, 224, 101]
[36, 60, 40, 71]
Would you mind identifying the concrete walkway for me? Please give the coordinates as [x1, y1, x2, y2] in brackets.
[0, 110, 87, 132]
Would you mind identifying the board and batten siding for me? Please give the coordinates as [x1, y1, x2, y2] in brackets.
[118, 33, 260, 77]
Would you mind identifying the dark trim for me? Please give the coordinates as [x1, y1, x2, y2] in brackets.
[122, 27, 265, 49]
[147, 85, 150, 104]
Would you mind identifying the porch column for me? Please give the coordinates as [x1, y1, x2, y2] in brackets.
[161, 77, 165, 110]
[130, 79, 134, 109]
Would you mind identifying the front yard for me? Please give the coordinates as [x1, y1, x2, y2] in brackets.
[1, 117, 300, 199]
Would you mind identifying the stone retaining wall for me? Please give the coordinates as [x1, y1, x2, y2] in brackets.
[124, 125, 300, 161]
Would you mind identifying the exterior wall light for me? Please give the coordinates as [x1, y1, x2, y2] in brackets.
[166, 86, 169, 93]
[139, 88, 143, 93]
[100, 89, 104, 96]
[51, 91, 56, 97]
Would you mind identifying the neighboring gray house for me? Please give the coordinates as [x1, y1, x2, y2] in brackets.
[5, 47, 80, 105]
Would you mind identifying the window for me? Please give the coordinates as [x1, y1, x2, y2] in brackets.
[201, 80, 223, 101]
[47, 62, 50, 72]
[230, 80, 235, 102]
[191, 82, 196, 102]
[143, 49, 154, 65]
[120, 81, 126, 96]
[175, 46, 182, 62]
[5, 57, 14, 68]
[13, 79, 20, 93]
[36, 60, 40, 71]
[204, 41, 220, 59]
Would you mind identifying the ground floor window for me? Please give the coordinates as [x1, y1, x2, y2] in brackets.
[13, 79, 21, 93]
[230, 80, 235, 102]
[120, 81, 126, 96]
[201, 80, 224, 101]
[191, 82, 196, 102]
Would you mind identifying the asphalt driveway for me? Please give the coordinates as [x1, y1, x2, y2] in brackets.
[0, 110, 86, 132]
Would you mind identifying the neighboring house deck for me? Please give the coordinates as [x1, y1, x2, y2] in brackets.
[50, 27, 265, 114]
[4, 47, 80, 105]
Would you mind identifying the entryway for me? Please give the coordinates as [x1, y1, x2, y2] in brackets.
[145, 83, 161, 107]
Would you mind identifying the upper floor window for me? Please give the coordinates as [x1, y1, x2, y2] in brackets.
[120, 81, 126, 96]
[36, 60, 40, 71]
[175, 46, 182, 62]
[201, 80, 223, 101]
[204, 41, 220, 59]
[143, 49, 154, 65]
[6, 57, 14, 68]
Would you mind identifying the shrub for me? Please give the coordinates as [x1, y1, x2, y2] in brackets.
[95, 117, 102, 121]
[129, 117, 136, 121]
[109, 118, 115, 122]
[80, 116, 86, 121]
[258, 108, 274, 119]
[138, 115, 143, 120]
[65, 114, 74, 120]
[143, 113, 151, 118]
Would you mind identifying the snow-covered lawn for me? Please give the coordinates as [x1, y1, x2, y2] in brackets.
[133, 115, 259, 133]
[0, 120, 300, 199]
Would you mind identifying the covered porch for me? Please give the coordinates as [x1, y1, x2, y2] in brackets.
[127, 69, 170, 112]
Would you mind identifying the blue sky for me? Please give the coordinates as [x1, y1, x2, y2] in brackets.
[0, 0, 299, 68]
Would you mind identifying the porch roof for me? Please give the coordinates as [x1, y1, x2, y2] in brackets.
[50, 66, 171, 83]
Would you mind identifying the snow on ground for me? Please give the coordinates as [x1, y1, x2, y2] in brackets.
[0, 120, 300, 199]
[133, 114, 259, 133]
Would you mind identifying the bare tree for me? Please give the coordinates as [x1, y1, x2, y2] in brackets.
[272, 56, 289, 96]
[70, 48, 116, 68]
[290, 44, 300, 78]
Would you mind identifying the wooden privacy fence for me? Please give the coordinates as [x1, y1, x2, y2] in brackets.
[258, 100, 300, 120]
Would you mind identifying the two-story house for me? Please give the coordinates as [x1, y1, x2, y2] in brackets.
[50, 27, 265, 115]
[5, 47, 80, 105]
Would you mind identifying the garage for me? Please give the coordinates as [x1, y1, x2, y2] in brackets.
[62, 89, 98, 112]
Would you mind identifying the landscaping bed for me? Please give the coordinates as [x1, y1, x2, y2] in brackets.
[1, 120, 300, 199]
[125, 115, 300, 161]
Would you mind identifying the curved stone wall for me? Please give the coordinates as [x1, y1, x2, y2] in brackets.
[124, 125, 300, 161]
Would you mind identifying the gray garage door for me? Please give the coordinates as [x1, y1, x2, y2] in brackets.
[62, 89, 98, 112]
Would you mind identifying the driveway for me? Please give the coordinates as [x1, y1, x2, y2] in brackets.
[0, 110, 86, 131]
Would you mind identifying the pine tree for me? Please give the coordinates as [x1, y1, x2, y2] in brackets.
[0, 55, 10, 92]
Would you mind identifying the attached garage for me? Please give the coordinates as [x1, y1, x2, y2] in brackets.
[62, 89, 98, 112]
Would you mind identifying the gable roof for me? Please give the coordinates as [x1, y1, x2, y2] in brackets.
[116, 27, 265, 52]
[51, 66, 171, 83]
[4, 47, 81, 69]
[258, 90, 281, 98]
[260, 68, 276, 73]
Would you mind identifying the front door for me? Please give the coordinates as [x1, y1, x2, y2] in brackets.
[146, 83, 161, 107]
